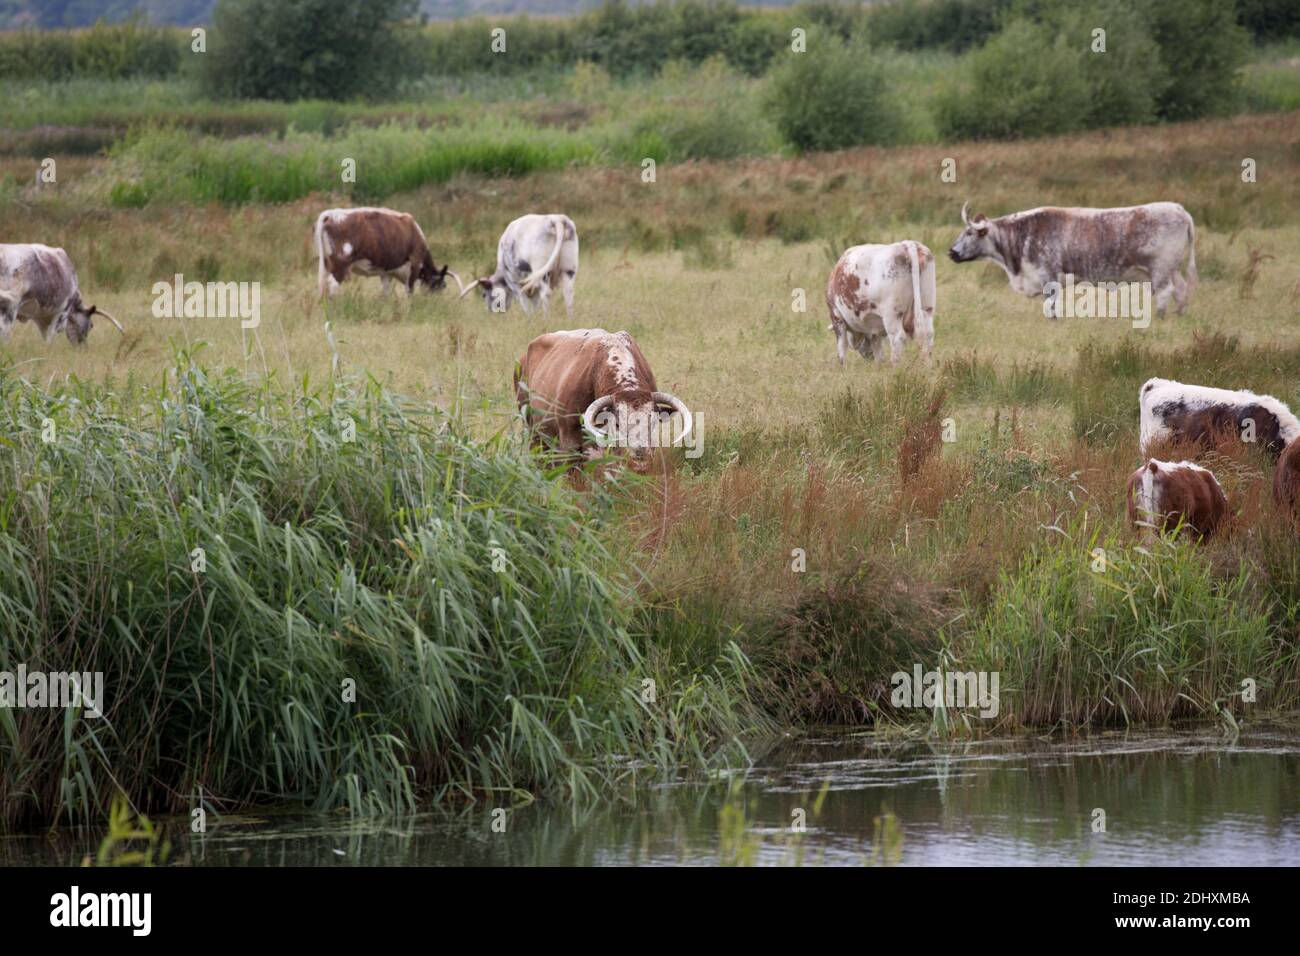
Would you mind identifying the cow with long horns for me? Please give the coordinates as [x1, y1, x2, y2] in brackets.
[948, 201, 1197, 317]
[513, 328, 691, 474]
[0, 244, 123, 345]
[452, 214, 578, 317]
[314, 207, 450, 297]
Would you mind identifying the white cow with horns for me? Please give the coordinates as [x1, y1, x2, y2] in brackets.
[0, 244, 123, 345]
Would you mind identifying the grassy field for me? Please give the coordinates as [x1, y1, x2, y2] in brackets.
[4, 108, 1300, 824]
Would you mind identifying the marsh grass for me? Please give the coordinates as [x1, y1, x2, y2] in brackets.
[0, 352, 767, 827]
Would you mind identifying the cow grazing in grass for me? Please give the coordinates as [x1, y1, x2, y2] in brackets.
[826, 241, 936, 364]
[458, 214, 578, 317]
[1139, 377, 1300, 460]
[0, 243, 123, 345]
[314, 207, 450, 297]
[1126, 459, 1227, 541]
[948, 201, 1197, 317]
[1273, 439, 1300, 519]
[513, 328, 691, 474]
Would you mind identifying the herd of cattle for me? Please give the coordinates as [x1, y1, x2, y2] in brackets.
[0, 197, 1295, 535]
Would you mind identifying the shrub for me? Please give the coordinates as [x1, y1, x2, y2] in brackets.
[765, 33, 905, 152]
[935, 18, 1094, 140]
[1143, 0, 1251, 119]
[201, 0, 421, 101]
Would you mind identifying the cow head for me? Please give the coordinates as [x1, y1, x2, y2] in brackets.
[948, 201, 996, 263]
[59, 293, 123, 345]
[582, 389, 693, 475]
[417, 261, 450, 292]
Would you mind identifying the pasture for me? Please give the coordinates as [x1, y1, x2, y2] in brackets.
[4, 107, 1300, 823]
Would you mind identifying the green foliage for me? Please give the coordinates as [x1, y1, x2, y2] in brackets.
[867, 0, 1012, 52]
[936, 18, 1092, 140]
[107, 122, 600, 206]
[954, 525, 1277, 725]
[765, 33, 905, 153]
[200, 0, 421, 100]
[1237, 0, 1300, 40]
[0, 18, 181, 80]
[0, 354, 763, 827]
[1144, 0, 1252, 120]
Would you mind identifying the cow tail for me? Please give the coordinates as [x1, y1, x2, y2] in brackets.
[314, 214, 330, 298]
[906, 240, 923, 337]
[1185, 213, 1198, 291]
[522, 216, 565, 295]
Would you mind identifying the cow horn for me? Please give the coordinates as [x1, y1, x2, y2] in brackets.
[582, 394, 615, 445]
[961, 201, 971, 227]
[92, 307, 124, 334]
[445, 270, 473, 297]
[653, 391, 693, 446]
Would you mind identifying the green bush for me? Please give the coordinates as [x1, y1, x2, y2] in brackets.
[1144, 0, 1251, 119]
[0, 356, 764, 827]
[765, 34, 905, 153]
[867, 0, 1013, 52]
[935, 18, 1092, 140]
[201, 0, 421, 101]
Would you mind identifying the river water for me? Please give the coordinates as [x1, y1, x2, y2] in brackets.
[4, 728, 1298, 866]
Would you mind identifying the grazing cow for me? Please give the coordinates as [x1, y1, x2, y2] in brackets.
[948, 201, 1197, 316]
[0, 243, 123, 345]
[1139, 377, 1300, 460]
[1272, 439, 1300, 518]
[826, 241, 936, 364]
[456, 214, 578, 317]
[1126, 459, 1227, 541]
[314, 207, 450, 297]
[513, 328, 691, 474]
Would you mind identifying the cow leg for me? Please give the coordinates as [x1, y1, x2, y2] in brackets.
[381, 275, 393, 296]
[917, 307, 935, 361]
[835, 326, 847, 366]
[0, 299, 14, 342]
[325, 264, 348, 298]
[561, 272, 576, 319]
[868, 333, 887, 363]
[1151, 271, 1176, 317]
[1171, 272, 1189, 314]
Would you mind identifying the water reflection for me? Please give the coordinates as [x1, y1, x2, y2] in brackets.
[4, 728, 1298, 866]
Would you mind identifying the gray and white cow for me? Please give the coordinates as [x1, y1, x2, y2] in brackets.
[826, 241, 936, 364]
[454, 214, 578, 317]
[948, 201, 1197, 317]
[0, 244, 122, 345]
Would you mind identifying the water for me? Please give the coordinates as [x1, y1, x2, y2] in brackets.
[5, 728, 1299, 866]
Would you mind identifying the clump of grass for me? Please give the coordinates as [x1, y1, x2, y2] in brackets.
[0, 350, 764, 828]
[950, 522, 1279, 726]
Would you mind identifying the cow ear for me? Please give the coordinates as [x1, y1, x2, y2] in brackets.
[477, 277, 492, 289]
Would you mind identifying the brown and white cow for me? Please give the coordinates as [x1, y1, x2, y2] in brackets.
[948, 202, 1197, 317]
[826, 241, 936, 364]
[1272, 439, 1300, 519]
[1139, 378, 1300, 460]
[457, 214, 578, 317]
[0, 243, 123, 345]
[1126, 459, 1227, 541]
[513, 328, 691, 474]
[314, 207, 450, 297]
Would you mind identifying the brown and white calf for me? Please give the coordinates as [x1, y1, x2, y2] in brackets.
[1126, 459, 1227, 541]
[513, 328, 690, 474]
[1139, 378, 1300, 460]
[0, 243, 122, 344]
[314, 207, 450, 297]
[948, 202, 1197, 317]
[457, 214, 578, 317]
[826, 241, 936, 364]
